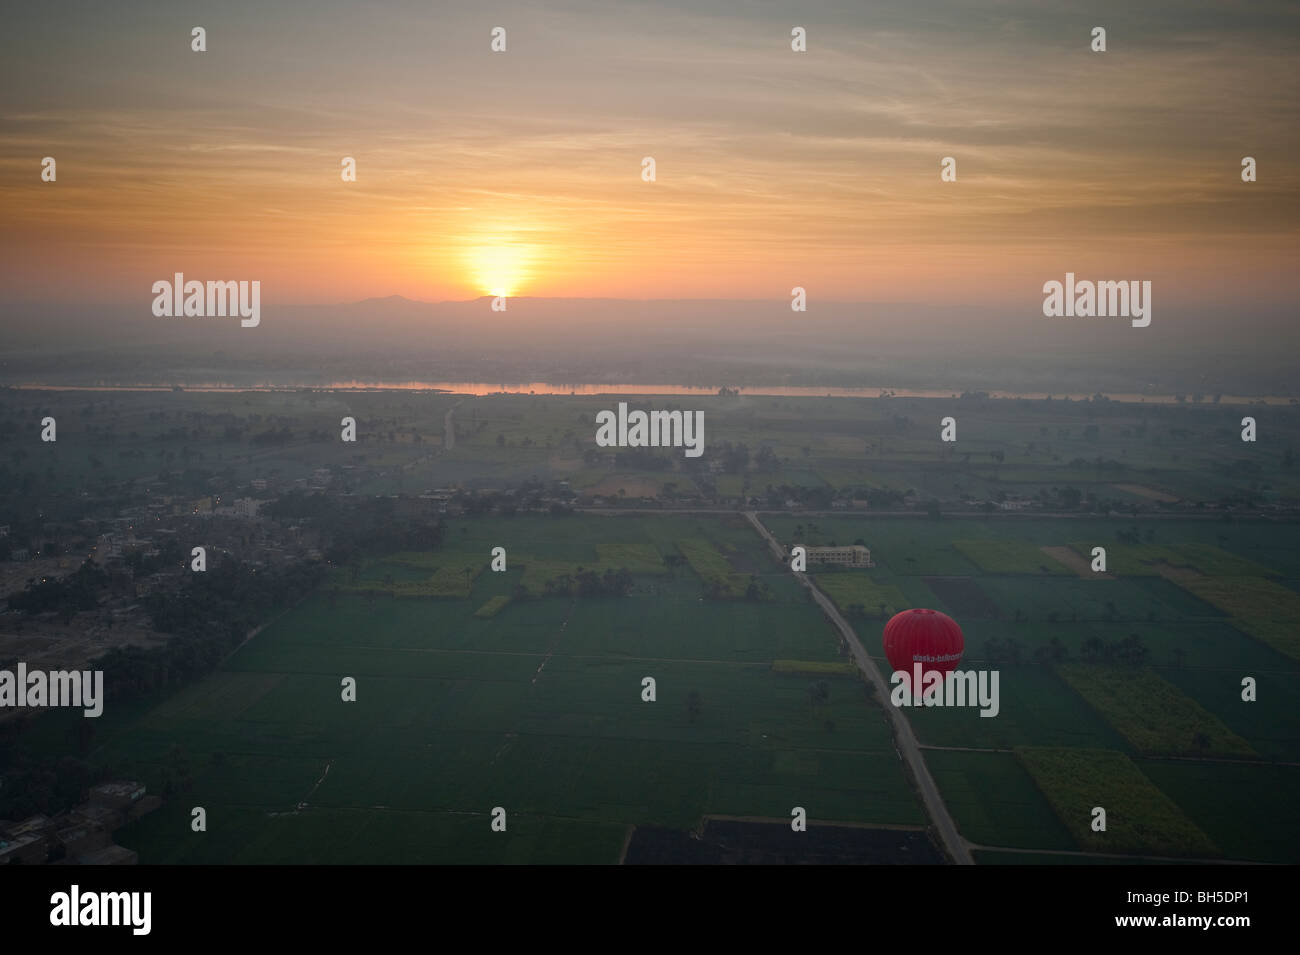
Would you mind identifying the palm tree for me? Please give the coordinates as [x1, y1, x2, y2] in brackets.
[806, 680, 832, 717]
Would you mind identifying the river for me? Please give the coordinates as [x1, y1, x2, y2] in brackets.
[4, 380, 1294, 404]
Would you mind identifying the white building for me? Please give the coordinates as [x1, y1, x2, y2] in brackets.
[805, 545, 874, 568]
[233, 498, 261, 519]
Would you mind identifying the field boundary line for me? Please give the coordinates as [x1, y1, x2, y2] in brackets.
[968, 843, 1271, 865]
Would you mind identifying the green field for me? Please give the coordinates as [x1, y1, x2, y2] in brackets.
[1138, 760, 1300, 863]
[903, 665, 1129, 751]
[474, 595, 512, 618]
[926, 749, 1076, 850]
[769, 513, 1300, 862]
[952, 540, 1071, 575]
[772, 660, 860, 677]
[1174, 576, 1300, 662]
[13, 497, 1296, 864]
[974, 575, 1221, 624]
[342, 552, 486, 598]
[813, 572, 909, 618]
[1015, 747, 1219, 857]
[973, 850, 1191, 865]
[1055, 665, 1256, 758]
[96, 515, 925, 862]
[1158, 666, 1300, 762]
[675, 537, 750, 599]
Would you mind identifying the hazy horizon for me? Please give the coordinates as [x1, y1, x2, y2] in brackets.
[3, 297, 1297, 398]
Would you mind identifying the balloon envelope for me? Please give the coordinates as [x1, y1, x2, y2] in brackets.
[882, 608, 964, 675]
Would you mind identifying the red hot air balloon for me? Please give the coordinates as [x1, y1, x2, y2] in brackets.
[882, 608, 964, 677]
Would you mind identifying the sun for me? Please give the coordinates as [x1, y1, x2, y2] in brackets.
[465, 240, 535, 298]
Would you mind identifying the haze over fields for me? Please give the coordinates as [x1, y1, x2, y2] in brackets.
[3, 298, 1297, 398]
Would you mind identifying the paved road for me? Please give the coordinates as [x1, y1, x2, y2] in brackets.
[744, 510, 974, 865]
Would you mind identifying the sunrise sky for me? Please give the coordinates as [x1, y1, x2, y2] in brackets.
[1, 0, 1297, 307]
